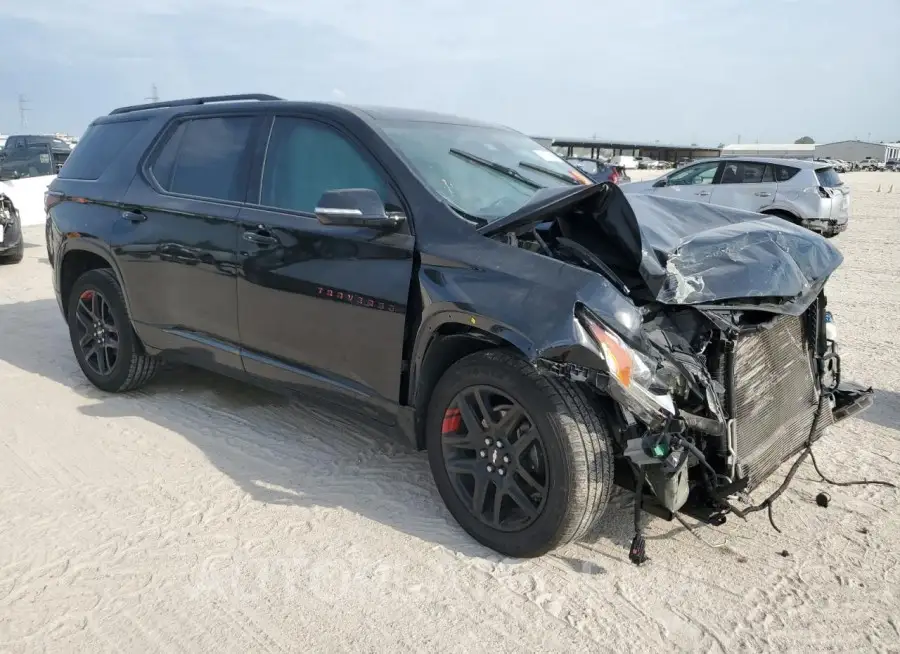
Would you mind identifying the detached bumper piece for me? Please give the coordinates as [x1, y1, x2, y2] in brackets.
[831, 381, 875, 422]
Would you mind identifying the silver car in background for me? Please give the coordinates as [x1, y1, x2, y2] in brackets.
[621, 157, 850, 237]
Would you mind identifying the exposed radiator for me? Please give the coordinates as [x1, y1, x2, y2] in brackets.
[730, 314, 832, 488]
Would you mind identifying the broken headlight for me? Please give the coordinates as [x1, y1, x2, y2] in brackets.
[577, 311, 677, 426]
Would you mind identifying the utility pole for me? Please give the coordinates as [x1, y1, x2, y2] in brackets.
[145, 83, 159, 103]
[18, 94, 30, 129]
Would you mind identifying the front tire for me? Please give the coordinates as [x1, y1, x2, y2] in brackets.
[67, 268, 160, 392]
[426, 349, 613, 557]
[0, 239, 24, 264]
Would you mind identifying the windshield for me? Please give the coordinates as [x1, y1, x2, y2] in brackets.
[378, 120, 590, 222]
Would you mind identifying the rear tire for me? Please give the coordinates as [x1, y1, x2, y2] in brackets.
[67, 268, 160, 392]
[426, 349, 613, 557]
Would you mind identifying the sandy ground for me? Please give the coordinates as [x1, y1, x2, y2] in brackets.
[1, 171, 899, 653]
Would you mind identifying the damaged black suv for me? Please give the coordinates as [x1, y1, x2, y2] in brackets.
[0, 193, 24, 264]
[47, 95, 874, 558]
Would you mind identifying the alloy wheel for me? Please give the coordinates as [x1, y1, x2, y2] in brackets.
[74, 289, 120, 376]
[440, 385, 548, 532]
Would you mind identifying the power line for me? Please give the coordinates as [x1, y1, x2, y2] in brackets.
[18, 94, 30, 129]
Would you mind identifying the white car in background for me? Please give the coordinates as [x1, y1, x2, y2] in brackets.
[620, 156, 850, 237]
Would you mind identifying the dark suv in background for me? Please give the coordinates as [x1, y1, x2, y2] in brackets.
[46, 94, 871, 560]
[0, 134, 71, 179]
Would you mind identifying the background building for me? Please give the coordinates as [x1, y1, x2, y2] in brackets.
[720, 143, 815, 159]
[537, 136, 721, 165]
[814, 140, 900, 163]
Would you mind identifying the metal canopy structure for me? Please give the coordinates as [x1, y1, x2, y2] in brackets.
[539, 136, 722, 163]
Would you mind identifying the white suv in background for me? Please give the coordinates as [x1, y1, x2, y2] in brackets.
[620, 157, 850, 237]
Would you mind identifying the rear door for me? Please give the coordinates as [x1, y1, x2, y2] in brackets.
[117, 113, 261, 372]
[235, 113, 415, 406]
[709, 160, 778, 212]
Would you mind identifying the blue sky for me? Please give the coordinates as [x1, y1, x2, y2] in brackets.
[1, 0, 897, 145]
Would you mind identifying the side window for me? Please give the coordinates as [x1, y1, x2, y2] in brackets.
[58, 120, 146, 181]
[150, 116, 254, 202]
[667, 161, 720, 186]
[149, 122, 186, 190]
[761, 165, 775, 183]
[719, 161, 767, 184]
[259, 117, 397, 214]
[774, 165, 800, 182]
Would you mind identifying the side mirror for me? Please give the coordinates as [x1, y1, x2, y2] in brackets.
[653, 177, 668, 188]
[314, 188, 405, 230]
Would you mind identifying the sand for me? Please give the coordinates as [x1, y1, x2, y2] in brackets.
[1, 171, 898, 653]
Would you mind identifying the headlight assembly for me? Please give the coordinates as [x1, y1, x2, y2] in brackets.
[577, 310, 678, 425]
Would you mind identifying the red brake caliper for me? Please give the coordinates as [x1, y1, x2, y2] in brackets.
[441, 407, 461, 434]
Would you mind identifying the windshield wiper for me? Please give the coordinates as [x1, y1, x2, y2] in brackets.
[518, 161, 580, 186]
[449, 148, 544, 191]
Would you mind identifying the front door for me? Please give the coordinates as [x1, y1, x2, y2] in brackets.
[236, 115, 415, 407]
[653, 160, 721, 203]
[709, 160, 778, 213]
[116, 114, 260, 372]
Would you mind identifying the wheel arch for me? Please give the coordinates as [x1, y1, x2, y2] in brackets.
[407, 315, 534, 450]
[58, 240, 130, 317]
[760, 207, 801, 224]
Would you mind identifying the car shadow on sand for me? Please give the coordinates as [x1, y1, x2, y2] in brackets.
[0, 298, 638, 562]
[856, 388, 900, 431]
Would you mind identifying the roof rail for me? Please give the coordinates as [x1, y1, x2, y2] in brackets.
[109, 94, 284, 116]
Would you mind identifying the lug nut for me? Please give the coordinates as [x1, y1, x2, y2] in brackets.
[498, 468, 506, 476]
[479, 450, 487, 458]
[495, 440, 503, 448]
[486, 465, 494, 473]
[503, 455, 510, 464]
[484, 437, 492, 446]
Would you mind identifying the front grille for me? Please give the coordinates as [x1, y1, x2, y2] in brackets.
[730, 314, 832, 487]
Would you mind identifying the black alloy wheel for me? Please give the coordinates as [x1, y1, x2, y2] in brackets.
[67, 268, 160, 392]
[441, 385, 548, 532]
[427, 349, 614, 558]
[74, 288, 120, 376]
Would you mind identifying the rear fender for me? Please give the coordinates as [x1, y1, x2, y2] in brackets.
[57, 237, 132, 316]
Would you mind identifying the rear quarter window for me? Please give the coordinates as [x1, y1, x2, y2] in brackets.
[57, 120, 147, 180]
[815, 167, 843, 188]
[774, 165, 800, 182]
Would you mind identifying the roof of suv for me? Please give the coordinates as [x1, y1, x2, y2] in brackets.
[102, 94, 506, 130]
[690, 156, 826, 169]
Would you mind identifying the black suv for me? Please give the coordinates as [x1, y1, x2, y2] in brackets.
[47, 94, 873, 559]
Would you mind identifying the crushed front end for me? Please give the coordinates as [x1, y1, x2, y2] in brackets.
[609, 294, 871, 516]
[485, 182, 876, 556]
[0, 193, 23, 256]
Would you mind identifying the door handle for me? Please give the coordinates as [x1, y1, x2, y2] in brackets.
[121, 210, 146, 222]
[243, 229, 278, 246]
[695, 191, 710, 196]
[754, 191, 772, 197]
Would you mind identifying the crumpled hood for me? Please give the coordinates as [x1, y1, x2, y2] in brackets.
[481, 183, 843, 314]
[622, 191, 843, 311]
